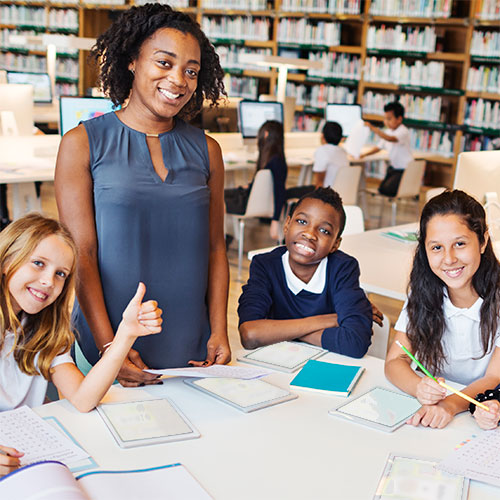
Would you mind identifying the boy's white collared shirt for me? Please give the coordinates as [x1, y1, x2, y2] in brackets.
[282, 251, 327, 295]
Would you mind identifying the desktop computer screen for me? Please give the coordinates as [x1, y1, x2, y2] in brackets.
[59, 96, 117, 135]
[325, 104, 362, 137]
[7, 72, 52, 104]
[238, 101, 283, 138]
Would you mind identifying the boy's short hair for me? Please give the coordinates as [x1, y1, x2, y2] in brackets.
[383, 101, 405, 119]
[322, 121, 343, 145]
[291, 187, 346, 237]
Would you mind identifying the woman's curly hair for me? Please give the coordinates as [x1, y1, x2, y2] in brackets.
[90, 3, 226, 120]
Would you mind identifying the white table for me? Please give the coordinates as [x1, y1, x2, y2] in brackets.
[35, 351, 500, 500]
[341, 223, 417, 301]
[0, 135, 60, 218]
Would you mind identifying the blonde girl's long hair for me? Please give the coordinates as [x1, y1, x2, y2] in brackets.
[0, 213, 77, 380]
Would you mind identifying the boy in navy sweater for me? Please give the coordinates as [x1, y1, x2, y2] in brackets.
[238, 187, 375, 358]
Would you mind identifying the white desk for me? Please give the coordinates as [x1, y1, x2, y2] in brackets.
[34, 351, 499, 500]
[0, 135, 60, 218]
[341, 223, 417, 301]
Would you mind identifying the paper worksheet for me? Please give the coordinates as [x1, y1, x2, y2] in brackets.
[437, 427, 500, 487]
[343, 120, 370, 158]
[0, 406, 89, 466]
[144, 364, 271, 379]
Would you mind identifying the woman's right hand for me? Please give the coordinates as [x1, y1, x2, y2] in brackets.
[117, 348, 161, 387]
[474, 400, 500, 430]
[0, 445, 23, 475]
[416, 376, 447, 405]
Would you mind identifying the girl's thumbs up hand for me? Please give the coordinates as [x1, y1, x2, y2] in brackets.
[121, 282, 163, 338]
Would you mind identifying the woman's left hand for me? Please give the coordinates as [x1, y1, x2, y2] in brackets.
[407, 400, 454, 429]
[189, 333, 231, 367]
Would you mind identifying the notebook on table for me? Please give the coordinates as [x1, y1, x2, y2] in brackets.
[329, 386, 421, 432]
[289, 359, 364, 397]
[238, 341, 326, 373]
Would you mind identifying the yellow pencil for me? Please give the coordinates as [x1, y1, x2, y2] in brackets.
[439, 381, 490, 412]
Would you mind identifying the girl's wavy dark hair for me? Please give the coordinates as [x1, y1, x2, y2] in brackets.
[89, 3, 226, 119]
[256, 120, 286, 171]
[407, 189, 500, 376]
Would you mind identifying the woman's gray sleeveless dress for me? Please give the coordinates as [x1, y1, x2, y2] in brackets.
[73, 112, 211, 368]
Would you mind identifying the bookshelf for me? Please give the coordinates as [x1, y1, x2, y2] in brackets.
[0, 0, 498, 185]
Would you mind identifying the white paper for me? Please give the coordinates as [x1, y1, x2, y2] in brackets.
[145, 364, 271, 379]
[0, 406, 89, 466]
[343, 120, 370, 158]
[437, 427, 500, 487]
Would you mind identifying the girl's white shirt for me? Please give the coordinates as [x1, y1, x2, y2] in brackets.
[0, 329, 74, 411]
[395, 294, 500, 386]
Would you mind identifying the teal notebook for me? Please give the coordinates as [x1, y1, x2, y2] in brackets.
[289, 359, 364, 397]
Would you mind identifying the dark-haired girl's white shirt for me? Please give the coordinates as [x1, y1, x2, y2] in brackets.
[0, 331, 74, 411]
[395, 294, 500, 386]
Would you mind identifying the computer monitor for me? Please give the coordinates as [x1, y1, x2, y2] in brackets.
[0, 84, 34, 135]
[6, 72, 52, 104]
[238, 100, 283, 139]
[59, 96, 117, 135]
[325, 103, 362, 137]
[453, 151, 500, 203]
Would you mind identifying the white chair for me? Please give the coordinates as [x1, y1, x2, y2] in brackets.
[367, 314, 390, 360]
[342, 205, 365, 235]
[367, 160, 426, 227]
[228, 169, 274, 278]
[332, 166, 362, 206]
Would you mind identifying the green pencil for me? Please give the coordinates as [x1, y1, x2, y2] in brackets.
[395, 340, 437, 381]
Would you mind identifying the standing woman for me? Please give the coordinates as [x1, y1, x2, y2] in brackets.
[55, 4, 230, 386]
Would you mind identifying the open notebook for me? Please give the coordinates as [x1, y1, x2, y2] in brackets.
[0, 461, 212, 500]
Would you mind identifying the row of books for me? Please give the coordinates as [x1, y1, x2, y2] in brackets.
[307, 52, 361, 80]
[277, 19, 341, 46]
[56, 81, 78, 96]
[201, 0, 267, 8]
[219, 46, 272, 71]
[285, 81, 357, 107]
[366, 25, 437, 53]
[0, 6, 79, 31]
[369, 0, 452, 17]
[464, 99, 500, 130]
[467, 65, 500, 94]
[0, 52, 79, 79]
[462, 134, 500, 152]
[201, 16, 271, 41]
[224, 75, 258, 99]
[474, 0, 500, 20]
[363, 57, 444, 87]
[293, 113, 323, 132]
[279, 0, 361, 14]
[1, 28, 78, 56]
[362, 91, 442, 122]
[470, 30, 500, 58]
[409, 128, 454, 157]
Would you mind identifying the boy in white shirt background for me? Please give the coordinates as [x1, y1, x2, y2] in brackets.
[312, 121, 349, 188]
[361, 101, 413, 197]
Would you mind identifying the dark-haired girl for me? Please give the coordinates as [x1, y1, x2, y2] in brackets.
[385, 190, 500, 429]
[55, 4, 230, 386]
[225, 120, 287, 241]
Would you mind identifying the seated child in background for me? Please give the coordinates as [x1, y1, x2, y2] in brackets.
[361, 101, 413, 197]
[312, 121, 349, 188]
[385, 190, 500, 430]
[0, 214, 162, 475]
[238, 187, 376, 358]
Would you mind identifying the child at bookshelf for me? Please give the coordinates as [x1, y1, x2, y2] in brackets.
[238, 187, 375, 358]
[0, 214, 162, 474]
[225, 120, 287, 241]
[312, 121, 349, 188]
[361, 101, 413, 197]
[385, 190, 500, 429]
